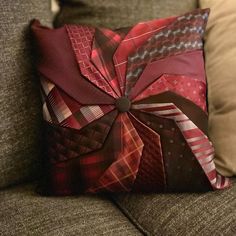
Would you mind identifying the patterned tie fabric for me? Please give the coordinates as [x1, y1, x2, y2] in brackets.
[32, 8, 231, 195]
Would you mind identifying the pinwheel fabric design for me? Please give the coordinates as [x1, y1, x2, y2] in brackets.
[32, 9, 230, 195]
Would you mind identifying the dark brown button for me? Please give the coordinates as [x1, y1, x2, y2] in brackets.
[115, 96, 131, 112]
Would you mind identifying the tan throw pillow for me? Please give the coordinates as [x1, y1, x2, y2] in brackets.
[200, 0, 236, 176]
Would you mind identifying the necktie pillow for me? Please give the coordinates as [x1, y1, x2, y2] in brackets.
[32, 8, 231, 195]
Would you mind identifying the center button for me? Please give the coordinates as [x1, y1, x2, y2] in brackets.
[115, 96, 131, 112]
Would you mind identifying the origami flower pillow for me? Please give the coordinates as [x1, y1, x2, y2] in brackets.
[32, 9, 230, 195]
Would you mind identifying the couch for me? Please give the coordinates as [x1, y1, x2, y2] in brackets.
[0, 1, 235, 235]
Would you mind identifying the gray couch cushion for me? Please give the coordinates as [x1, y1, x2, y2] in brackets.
[111, 178, 236, 236]
[0, 183, 142, 236]
[55, 0, 198, 28]
[0, 1, 52, 188]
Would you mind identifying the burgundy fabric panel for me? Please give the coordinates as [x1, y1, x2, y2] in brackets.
[46, 110, 118, 164]
[31, 20, 114, 105]
[129, 114, 166, 192]
[132, 110, 212, 192]
[133, 91, 208, 135]
[129, 50, 206, 100]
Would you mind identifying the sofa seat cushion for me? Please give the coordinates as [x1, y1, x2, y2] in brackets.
[111, 178, 236, 236]
[0, 183, 142, 236]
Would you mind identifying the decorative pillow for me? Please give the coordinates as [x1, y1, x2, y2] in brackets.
[32, 8, 230, 195]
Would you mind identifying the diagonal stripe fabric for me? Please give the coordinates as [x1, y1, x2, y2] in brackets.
[41, 77, 115, 130]
[132, 102, 230, 189]
[131, 110, 212, 191]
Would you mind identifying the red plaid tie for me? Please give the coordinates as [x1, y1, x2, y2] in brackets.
[66, 25, 118, 98]
[88, 113, 144, 192]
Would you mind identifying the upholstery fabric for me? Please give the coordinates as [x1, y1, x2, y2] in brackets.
[0, 183, 142, 236]
[199, 0, 236, 176]
[0, 1, 52, 188]
[111, 178, 236, 236]
[55, 0, 198, 28]
[32, 9, 230, 195]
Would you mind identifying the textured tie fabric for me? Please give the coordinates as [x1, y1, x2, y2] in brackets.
[32, 8, 231, 195]
[124, 10, 209, 97]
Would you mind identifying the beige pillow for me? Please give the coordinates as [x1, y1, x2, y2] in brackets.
[200, 0, 236, 176]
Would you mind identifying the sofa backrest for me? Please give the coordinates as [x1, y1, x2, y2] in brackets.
[56, 0, 198, 28]
[0, 0, 52, 188]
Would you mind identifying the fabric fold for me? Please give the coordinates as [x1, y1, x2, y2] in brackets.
[129, 51, 206, 101]
[113, 16, 176, 94]
[31, 20, 114, 105]
[133, 74, 207, 112]
[91, 28, 122, 97]
[88, 113, 144, 192]
[132, 102, 230, 190]
[125, 9, 209, 96]
[128, 113, 166, 192]
[32, 8, 231, 195]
